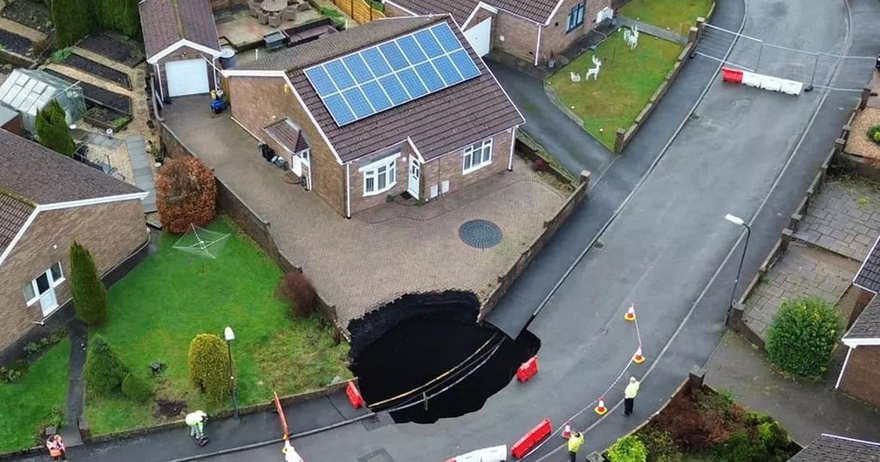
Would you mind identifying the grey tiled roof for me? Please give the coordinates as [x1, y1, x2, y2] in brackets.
[263, 118, 309, 153]
[0, 129, 143, 205]
[0, 193, 34, 256]
[845, 294, 880, 340]
[390, 0, 561, 25]
[242, 16, 523, 163]
[855, 235, 880, 293]
[788, 434, 880, 462]
[139, 0, 221, 59]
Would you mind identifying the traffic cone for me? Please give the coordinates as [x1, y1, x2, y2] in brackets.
[561, 421, 571, 439]
[595, 398, 608, 415]
[624, 304, 636, 321]
[633, 347, 646, 364]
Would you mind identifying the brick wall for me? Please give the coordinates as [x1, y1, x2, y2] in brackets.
[840, 346, 880, 409]
[211, 0, 247, 11]
[156, 46, 218, 100]
[383, 1, 413, 17]
[0, 201, 147, 351]
[420, 128, 514, 202]
[2, 113, 22, 136]
[348, 141, 413, 214]
[227, 76, 346, 216]
[494, 11, 540, 63]
[540, 0, 611, 62]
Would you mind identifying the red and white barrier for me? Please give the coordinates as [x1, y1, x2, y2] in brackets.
[446, 445, 508, 462]
[721, 67, 803, 96]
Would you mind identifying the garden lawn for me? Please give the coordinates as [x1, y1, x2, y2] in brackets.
[0, 340, 70, 453]
[84, 217, 350, 436]
[620, 0, 714, 36]
[548, 33, 683, 149]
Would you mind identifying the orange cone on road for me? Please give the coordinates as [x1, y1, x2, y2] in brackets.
[595, 398, 608, 415]
[624, 304, 636, 322]
[633, 347, 646, 364]
[561, 421, 571, 439]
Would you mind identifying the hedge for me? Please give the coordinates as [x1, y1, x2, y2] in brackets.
[85, 336, 130, 395]
[766, 297, 842, 378]
[36, 99, 75, 157]
[188, 334, 232, 402]
[70, 241, 109, 326]
[156, 157, 218, 234]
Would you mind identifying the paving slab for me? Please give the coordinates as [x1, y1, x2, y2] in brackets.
[127, 135, 158, 214]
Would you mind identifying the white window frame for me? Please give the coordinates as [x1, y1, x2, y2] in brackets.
[296, 149, 311, 165]
[359, 153, 400, 196]
[567, 2, 585, 32]
[24, 262, 65, 306]
[462, 139, 493, 174]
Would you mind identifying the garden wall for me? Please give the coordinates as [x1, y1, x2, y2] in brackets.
[158, 123, 343, 334]
[836, 87, 880, 182]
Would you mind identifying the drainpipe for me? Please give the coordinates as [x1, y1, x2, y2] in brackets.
[345, 162, 351, 218]
[155, 63, 166, 102]
[534, 25, 543, 66]
[508, 126, 517, 171]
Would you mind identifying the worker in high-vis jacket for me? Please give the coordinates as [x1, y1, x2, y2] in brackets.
[45, 432, 68, 462]
[185, 410, 208, 439]
[567, 431, 584, 462]
[624, 376, 640, 416]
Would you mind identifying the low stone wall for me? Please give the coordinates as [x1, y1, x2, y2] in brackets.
[159, 123, 342, 331]
[479, 170, 591, 319]
[836, 87, 880, 182]
[515, 133, 576, 185]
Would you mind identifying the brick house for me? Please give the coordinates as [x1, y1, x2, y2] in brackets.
[0, 129, 149, 354]
[384, 0, 613, 65]
[222, 15, 524, 217]
[139, 0, 222, 102]
[788, 434, 880, 461]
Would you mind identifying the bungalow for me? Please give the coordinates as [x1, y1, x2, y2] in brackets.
[383, 0, 613, 65]
[0, 129, 149, 355]
[139, 0, 222, 101]
[787, 434, 880, 461]
[223, 15, 524, 217]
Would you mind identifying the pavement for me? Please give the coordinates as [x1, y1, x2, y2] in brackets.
[8, 0, 880, 460]
[706, 332, 880, 445]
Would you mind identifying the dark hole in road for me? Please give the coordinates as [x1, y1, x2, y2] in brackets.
[349, 293, 540, 424]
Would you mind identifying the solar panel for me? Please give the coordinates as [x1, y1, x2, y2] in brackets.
[304, 22, 483, 127]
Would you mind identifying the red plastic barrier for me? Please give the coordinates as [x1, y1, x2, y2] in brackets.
[511, 418, 552, 459]
[516, 355, 539, 382]
[346, 381, 364, 409]
[722, 67, 743, 84]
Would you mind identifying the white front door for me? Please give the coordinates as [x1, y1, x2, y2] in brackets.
[165, 59, 210, 97]
[464, 17, 492, 57]
[408, 157, 420, 199]
[34, 272, 58, 317]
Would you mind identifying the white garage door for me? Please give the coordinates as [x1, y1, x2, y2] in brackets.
[165, 59, 209, 97]
[464, 17, 492, 57]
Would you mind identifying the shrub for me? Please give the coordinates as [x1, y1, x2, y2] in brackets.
[91, 0, 140, 37]
[70, 241, 109, 326]
[766, 297, 842, 378]
[638, 427, 681, 462]
[188, 334, 232, 402]
[712, 422, 793, 462]
[607, 436, 649, 462]
[85, 336, 130, 395]
[121, 373, 153, 402]
[52, 0, 93, 47]
[35, 99, 75, 157]
[156, 157, 217, 233]
[277, 272, 318, 318]
[868, 125, 880, 145]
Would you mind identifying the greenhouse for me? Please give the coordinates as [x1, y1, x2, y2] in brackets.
[0, 69, 86, 133]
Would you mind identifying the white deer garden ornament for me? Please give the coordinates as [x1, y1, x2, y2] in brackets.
[570, 71, 582, 82]
[586, 55, 602, 81]
[623, 25, 639, 50]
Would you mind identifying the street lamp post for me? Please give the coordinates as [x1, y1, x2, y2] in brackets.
[224, 326, 239, 420]
[724, 214, 752, 316]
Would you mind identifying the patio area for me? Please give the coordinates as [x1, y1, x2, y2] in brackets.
[215, 4, 322, 50]
[161, 97, 568, 328]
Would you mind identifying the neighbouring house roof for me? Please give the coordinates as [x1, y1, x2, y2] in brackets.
[389, 0, 561, 26]
[263, 118, 310, 154]
[788, 434, 880, 461]
[844, 294, 880, 343]
[0, 193, 34, 256]
[854, 235, 880, 293]
[239, 16, 523, 163]
[139, 0, 221, 60]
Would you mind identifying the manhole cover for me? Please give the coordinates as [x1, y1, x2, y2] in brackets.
[459, 220, 503, 249]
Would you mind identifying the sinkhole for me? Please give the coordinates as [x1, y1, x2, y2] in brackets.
[348, 291, 540, 424]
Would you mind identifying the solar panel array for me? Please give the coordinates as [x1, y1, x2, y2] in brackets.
[303, 22, 482, 127]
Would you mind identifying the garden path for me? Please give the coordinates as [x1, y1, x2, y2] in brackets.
[60, 320, 88, 447]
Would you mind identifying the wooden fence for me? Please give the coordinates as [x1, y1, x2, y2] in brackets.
[329, 0, 384, 23]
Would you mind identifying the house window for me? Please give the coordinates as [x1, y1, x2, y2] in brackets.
[463, 139, 493, 173]
[361, 153, 399, 196]
[567, 2, 585, 32]
[24, 262, 64, 306]
[298, 149, 310, 165]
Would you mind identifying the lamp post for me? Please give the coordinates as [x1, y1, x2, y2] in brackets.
[224, 326, 239, 420]
[724, 214, 752, 316]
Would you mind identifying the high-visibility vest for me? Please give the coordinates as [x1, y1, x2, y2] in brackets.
[46, 439, 62, 457]
[567, 435, 584, 452]
[625, 381, 640, 399]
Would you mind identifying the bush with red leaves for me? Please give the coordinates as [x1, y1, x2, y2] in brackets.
[277, 272, 318, 318]
[156, 157, 217, 234]
[652, 393, 731, 451]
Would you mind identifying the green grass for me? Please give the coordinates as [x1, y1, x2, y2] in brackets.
[620, 0, 713, 35]
[548, 33, 683, 149]
[84, 217, 350, 435]
[0, 340, 70, 453]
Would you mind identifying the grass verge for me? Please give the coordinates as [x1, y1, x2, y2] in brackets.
[548, 33, 683, 149]
[0, 339, 70, 453]
[620, 0, 713, 35]
[84, 217, 350, 436]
